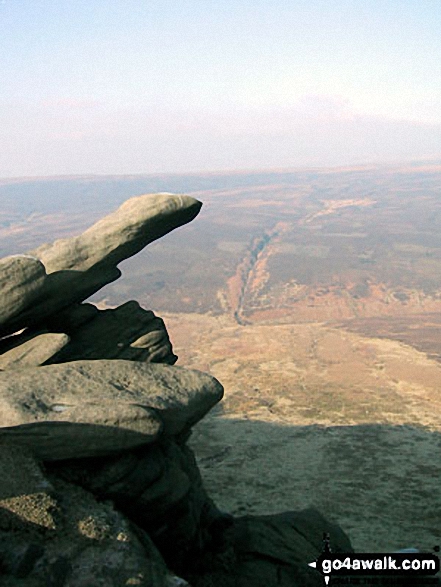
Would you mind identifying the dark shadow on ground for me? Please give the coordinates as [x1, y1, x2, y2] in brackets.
[190, 417, 441, 554]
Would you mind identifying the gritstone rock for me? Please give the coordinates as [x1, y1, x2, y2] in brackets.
[0, 255, 46, 330]
[45, 301, 177, 365]
[182, 509, 353, 587]
[49, 437, 228, 580]
[0, 445, 172, 587]
[0, 360, 223, 460]
[0, 193, 202, 337]
[0, 331, 70, 370]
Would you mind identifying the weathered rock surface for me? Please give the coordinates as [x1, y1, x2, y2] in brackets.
[49, 437, 227, 576]
[0, 255, 47, 331]
[44, 302, 100, 332]
[230, 509, 352, 586]
[45, 301, 177, 365]
[32, 193, 201, 273]
[0, 193, 201, 337]
[48, 441, 356, 587]
[0, 360, 223, 460]
[0, 331, 70, 370]
[0, 445, 173, 587]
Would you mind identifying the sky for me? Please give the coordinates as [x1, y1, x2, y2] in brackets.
[1, 0, 441, 178]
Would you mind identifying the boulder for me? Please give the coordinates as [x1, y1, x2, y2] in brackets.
[0, 444, 55, 532]
[0, 255, 46, 330]
[45, 301, 177, 365]
[0, 360, 223, 460]
[48, 438, 230, 578]
[234, 509, 353, 564]
[0, 331, 70, 370]
[183, 509, 353, 587]
[0, 445, 172, 587]
[0, 193, 202, 337]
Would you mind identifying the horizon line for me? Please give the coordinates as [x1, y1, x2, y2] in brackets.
[1, 156, 441, 184]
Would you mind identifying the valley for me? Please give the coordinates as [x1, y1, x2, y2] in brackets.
[1, 162, 441, 553]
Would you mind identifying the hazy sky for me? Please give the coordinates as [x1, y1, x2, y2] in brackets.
[1, 0, 441, 177]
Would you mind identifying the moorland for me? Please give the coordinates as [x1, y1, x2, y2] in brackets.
[2, 162, 441, 552]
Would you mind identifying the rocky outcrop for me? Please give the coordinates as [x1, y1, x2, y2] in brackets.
[0, 331, 70, 370]
[0, 193, 201, 338]
[0, 359, 223, 460]
[0, 192, 352, 586]
[45, 301, 178, 365]
[0, 255, 46, 330]
[183, 509, 353, 587]
[0, 445, 174, 587]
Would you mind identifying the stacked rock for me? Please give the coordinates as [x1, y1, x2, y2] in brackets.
[0, 193, 353, 587]
[0, 193, 225, 586]
[0, 193, 202, 364]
